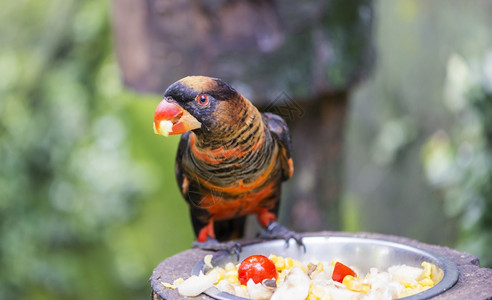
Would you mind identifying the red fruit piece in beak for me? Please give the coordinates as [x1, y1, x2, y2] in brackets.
[153, 98, 201, 136]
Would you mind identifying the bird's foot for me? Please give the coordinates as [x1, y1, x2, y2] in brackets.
[257, 222, 306, 252]
[192, 238, 242, 260]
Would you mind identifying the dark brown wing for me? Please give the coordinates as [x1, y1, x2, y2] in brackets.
[263, 112, 294, 181]
[175, 132, 208, 237]
[175, 131, 191, 199]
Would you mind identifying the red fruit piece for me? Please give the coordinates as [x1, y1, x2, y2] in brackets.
[237, 255, 278, 285]
[332, 261, 357, 283]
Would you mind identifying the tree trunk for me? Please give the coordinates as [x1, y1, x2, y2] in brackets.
[281, 92, 348, 231]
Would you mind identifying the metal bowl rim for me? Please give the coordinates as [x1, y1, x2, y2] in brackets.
[192, 236, 459, 300]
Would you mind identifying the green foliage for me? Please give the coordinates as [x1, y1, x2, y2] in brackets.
[0, 0, 192, 299]
[422, 53, 492, 267]
[344, 0, 492, 268]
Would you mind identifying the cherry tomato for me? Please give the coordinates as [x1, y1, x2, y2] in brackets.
[332, 261, 357, 283]
[237, 255, 278, 285]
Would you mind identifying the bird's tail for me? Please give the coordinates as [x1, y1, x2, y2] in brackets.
[214, 216, 247, 242]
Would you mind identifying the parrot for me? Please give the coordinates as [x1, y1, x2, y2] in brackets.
[153, 76, 302, 251]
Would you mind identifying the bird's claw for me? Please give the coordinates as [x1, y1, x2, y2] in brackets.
[257, 222, 306, 252]
[193, 239, 242, 260]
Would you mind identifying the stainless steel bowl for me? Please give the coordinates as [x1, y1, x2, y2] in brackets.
[192, 236, 459, 300]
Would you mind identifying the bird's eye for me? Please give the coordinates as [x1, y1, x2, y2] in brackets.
[196, 94, 210, 106]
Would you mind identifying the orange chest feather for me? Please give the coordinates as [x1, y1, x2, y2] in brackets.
[191, 145, 278, 196]
[200, 182, 278, 220]
[188, 131, 265, 164]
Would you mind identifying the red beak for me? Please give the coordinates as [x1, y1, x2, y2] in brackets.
[153, 98, 201, 136]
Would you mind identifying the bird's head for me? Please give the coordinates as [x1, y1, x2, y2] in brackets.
[153, 76, 246, 137]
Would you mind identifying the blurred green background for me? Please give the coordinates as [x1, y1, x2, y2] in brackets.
[0, 0, 491, 299]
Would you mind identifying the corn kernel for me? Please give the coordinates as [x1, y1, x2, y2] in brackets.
[399, 285, 426, 298]
[307, 293, 320, 300]
[215, 268, 225, 282]
[285, 257, 294, 268]
[225, 262, 236, 272]
[419, 278, 434, 287]
[226, 274, 239, 284]
[275, 257, 285, 270]
[161, 282, 176, 289]
[421, 262, 431, 279]
[402, 281, 418, 289]
[426, 262, 444, 283]
[343, 275, 370, 293]
[225, 270, 237, 277]
[342, 275, 355, 286]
